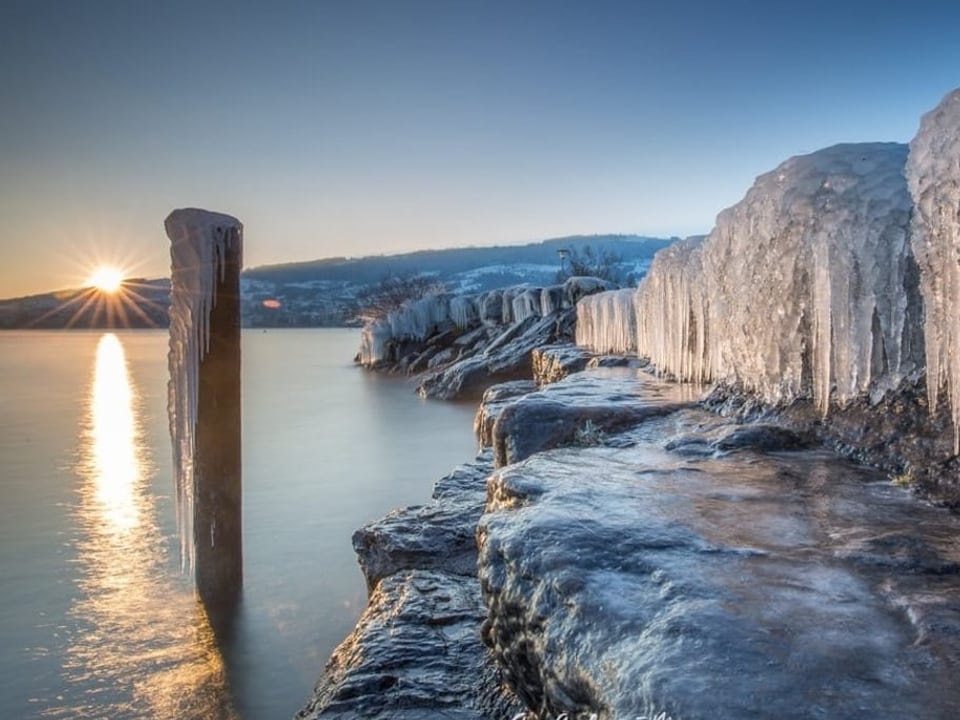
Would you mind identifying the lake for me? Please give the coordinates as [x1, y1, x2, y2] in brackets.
[0, 328, 479, 719]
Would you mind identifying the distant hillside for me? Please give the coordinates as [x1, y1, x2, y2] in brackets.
[245, 235, 674, 288]
[0, 234, 676, 329]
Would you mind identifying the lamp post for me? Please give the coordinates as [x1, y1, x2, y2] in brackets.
[558, 247, 569, 279]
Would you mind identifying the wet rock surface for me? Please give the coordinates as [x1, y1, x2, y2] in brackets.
[473, 380, 539, 450]
[486, 369, 701, 467]
[477, 373, 960, 720]
[531, 344, 593, 385]
[417, 311, 575, 401]
[704, 378, 960, 506]
[297, 455, 522, 720]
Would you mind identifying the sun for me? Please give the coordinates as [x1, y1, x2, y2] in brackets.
[88, 266, 125, 293]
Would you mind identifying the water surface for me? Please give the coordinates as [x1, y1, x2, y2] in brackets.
[0, 328, 478, 719]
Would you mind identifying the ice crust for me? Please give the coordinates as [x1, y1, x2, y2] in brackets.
[358, 278, 610, 366]
[166, 208, 243, 573]
[577, 143, 916, 411]
[908, 89, 960, 446]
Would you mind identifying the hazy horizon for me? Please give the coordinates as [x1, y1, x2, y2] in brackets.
[2, 0, 959, 297]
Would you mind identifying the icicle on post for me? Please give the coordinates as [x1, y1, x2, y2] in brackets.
[166, 208, 243, 606]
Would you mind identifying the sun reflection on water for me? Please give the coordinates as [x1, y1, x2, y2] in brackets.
[89, 334, 139, 531]
[54, 333, 237, 720]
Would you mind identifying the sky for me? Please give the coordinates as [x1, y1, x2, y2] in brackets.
[1, 0, 958, 298]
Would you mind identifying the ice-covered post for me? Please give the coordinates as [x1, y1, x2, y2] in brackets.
[166, 208, 243, 606]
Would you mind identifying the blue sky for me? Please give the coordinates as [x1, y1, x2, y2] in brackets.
[1, 0, 958, 297]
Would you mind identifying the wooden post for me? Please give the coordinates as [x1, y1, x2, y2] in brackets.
[166, 208, 243, 607]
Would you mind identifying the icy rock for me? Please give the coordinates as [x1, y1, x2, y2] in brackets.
[296, 571, 516, 720]
[417, 312, 573, 401]
[473, 380, 538, 448]
[531, 344, 593, 386]
[908, 88, 960, 446]
[297, 456, 523, 720]
[511, 287, 543, 324]
[478, 438, 960, 720]
[540, 284, 565, 316]
[622, 143, 918, 413]
[352, 462, 491, 593]
[484, 370, 698, 466]
[358, 293, 471, 366]
[562, 276, 617, 304]
[478, 290, 504, 325]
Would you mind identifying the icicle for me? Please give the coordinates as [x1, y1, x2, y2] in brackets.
[450, 295, 479, 329]
[165, 209, 243, 575]
[511, 288, 542, 324]
[907, 88, 960, 450]
[541, 285, 565, 316]
[634, 237, 710, 383]
[575, 288, 637, 354]
[628, 143, 916, 406]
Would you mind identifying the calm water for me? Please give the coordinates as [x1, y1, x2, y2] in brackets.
[0, 329, 479, 719]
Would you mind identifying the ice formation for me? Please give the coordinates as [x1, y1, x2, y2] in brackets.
[907, 89, 960, 445]
[634, 236, 710, 383]
[575, 288, 636, 354]
[510, 288, 543, 324]
[358, 276, 616, 367]
[166, 208, 243, 572]
[577, 143, 917, 412]
[701, 143, 914, 411]
[359, 292, 479, 365]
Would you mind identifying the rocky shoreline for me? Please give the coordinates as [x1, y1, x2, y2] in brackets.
[298, 350, 960, 719]
[301, 89, 960, 719]
[295, 453, 524, 720]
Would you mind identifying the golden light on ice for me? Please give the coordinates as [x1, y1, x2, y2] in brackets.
[88, 266, 125, 293]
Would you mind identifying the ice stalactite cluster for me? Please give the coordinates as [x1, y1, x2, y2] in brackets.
[576, 143, 917, 411]
[165, 208, 243, 573]
[634, 236, 710, 383]
[575, 288, 637, 354]
[359, 278, 613, 367]
[908, 89, 960, 447]
[701, 143, 914, 411]
[359, 292, 484, 366]
[499, 286, 541, 325]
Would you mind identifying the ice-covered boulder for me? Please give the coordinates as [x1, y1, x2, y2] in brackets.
[609, 143, 919, 412]
[358, 293, 480, 366]
[908, 88, 960, 447]
[479, 439, 960, 720]
[359, 277, 617, 398]
[703, 142, 917, 411]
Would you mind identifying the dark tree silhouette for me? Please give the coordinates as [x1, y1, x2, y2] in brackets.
[354, 273, 447, 320]
[556, 245, 627, 285]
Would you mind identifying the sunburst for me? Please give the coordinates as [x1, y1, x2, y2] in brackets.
[31, 271, 168, 330]
[87, 266, 125, 294]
